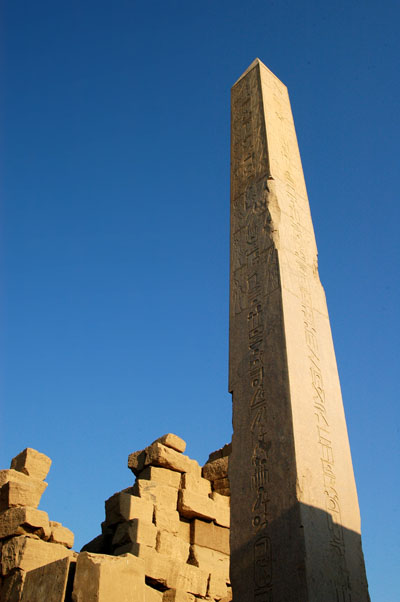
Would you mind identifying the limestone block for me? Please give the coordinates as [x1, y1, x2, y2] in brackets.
[139, 466, 181, 489]
[1, 536, 73, 576]
[127, 450, 147, 476]
[10, 449, 51, 481]
[178, 490, 216, 521]
[156, 530, 189, 562]
[190, 545, 229, 579]
[0, 569, 24, 602]
[145, 584, 163, 602]
[202, 458, 228, 482]
[112, 519, 157, 549]
[72, 552, 145, 602]
[49, 521, 74, 549]
[133, 480, 178, 510]
[163, 590, 196, 602]
[190, 520, 229, 555]
[145, 443, 201, 477]
[0, 479, 47, 511]
[20, 556, 71, 602]
[178, 520, 191, 543]
[0, 507, 50, 539]
[105, 491, 153, 525]
[210, 493, 230, 528]
[180, 473, 211, 497]
[153, 508, 180, 535]
[154, 434, 186, 454]
[207, 571, 229, 600]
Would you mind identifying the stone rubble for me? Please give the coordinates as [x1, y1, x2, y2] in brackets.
[0, 435, 232, 602]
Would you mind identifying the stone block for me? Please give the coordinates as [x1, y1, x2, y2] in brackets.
[177, 520, 191, 543]
[133, 481, 178, 510]
[178, 490, 216, 521]
[20, 556, 71, 602]
[180, 473, 211, 497]
[105, 492, 153, 525]
[72, 552, 145, 602]
[49, 521, 74, 548]
[206, 443, 232, 464]
[210, 492, 230, 528]
[139, 466, 181, 489]
[80, 534, 105, 554]
[202, 457, 228, 482]
[145, 584, 163, 602]
[207, 571, 229, 600]
[0, 479, 47, 512]
[0, 507, 49, 539]
[112, 519, 157, 549]
[127, 450, 147, 476]
[145, 443, 201, 477]
[1, 536, 73, 576]
[10, 449, 51, 481]
[190, 520, 229, 554]
[156, 531, 189, 562]
[163, 590, 196, 602]
[140, 550, 208, 596]
[153, 508, 180, 535]
[154, 434, 186, 454]
[190, 545, 229, 579]
[0, 569, 24, 602]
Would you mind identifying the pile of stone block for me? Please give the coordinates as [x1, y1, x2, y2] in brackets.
[83, 434, 231, 602]
[0, 448, 75, 601]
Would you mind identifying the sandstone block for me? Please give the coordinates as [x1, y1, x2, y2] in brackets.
[1, 536, 73, 576]
[0, 507, 49, 539]
[49, 521, 74, 548]
[80, 534, 105, 554]
[180, 473, 211, 497]
[133, 481, 178, 510]
[0, 479, 47, 511]
[211, 492, 230, 528]
[207, 571, 229, 600]
[140, 466, 181, 488]
[206, 443, 232, 464]
[140, 550, 207, 596]
[190, 544, 229, 579]
[72, 552, 145, 602]
[153, 508, 180, 535]
[10, 449, 51, 481]
[190, 520, 229, 554]
[156, 530, 189, 562]
[112, 519, 157, 549]
[0, 569, 24, 602]
[20, 556, 71, 602]
[202, 457, 228, 482]
[145, 443, 201, 477]
[105, 492, 153, 525]
[178, 490, 216, 521]
[178, 520, 190, 543]
[154, 434, 186, 454]
[145, 584, 163, 602]
[163, 590, 196, 602]
[127, 450, 147, 476]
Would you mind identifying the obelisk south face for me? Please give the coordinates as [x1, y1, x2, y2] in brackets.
[228, 59, 369, 602]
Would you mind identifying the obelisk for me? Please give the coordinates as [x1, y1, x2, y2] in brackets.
[228, 59, 369, 601]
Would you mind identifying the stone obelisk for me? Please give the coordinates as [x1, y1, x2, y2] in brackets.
[228, 59, 369, 601]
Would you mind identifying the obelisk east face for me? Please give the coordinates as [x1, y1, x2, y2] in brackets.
[228, 59, 369, 602]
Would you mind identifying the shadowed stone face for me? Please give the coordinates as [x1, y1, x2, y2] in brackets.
[228, 59, 370, 602]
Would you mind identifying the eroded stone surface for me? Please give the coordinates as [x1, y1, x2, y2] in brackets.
[1, 536, 73, 576]
[0, 507, 49, 539]
[0, 479, 47, 512]
[20, 556, 71, 602]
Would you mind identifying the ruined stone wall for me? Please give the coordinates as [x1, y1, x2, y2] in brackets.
[0, 436, 231, 602]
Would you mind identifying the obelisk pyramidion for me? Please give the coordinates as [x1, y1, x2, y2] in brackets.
[228, 59, 369, 602]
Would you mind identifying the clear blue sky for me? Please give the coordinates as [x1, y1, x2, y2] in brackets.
[1, 1, 399, 599]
